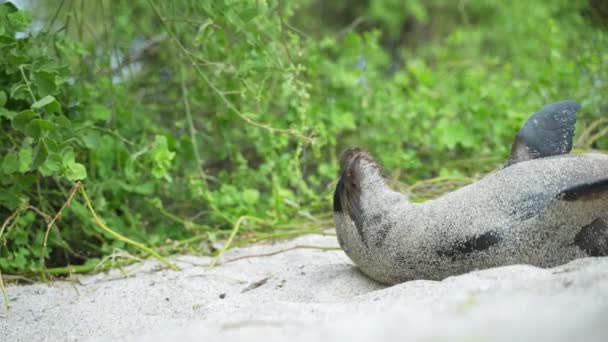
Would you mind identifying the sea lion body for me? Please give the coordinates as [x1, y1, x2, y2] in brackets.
[334, 101, 608, 284]
[335, 153, 608, 284]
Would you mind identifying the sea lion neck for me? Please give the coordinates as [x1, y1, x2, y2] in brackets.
[353, 158, 387, 193]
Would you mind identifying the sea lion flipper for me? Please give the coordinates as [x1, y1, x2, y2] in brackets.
[574, 217, 608, 256]
[557, 178, 608, 201]
[507, 100, 580, 166]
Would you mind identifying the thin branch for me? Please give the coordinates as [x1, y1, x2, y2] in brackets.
[218, 244, 341, 265]
[180, 67, 209, 185]
[40, 182, 82, 272]
[0, 208, 20, 311]
[0, 207, 22, 248]
[584, 126, 608, 148]
[282, 21, 310, 39]
[337, 17, 367, 40]
[209, 216, 252, 268]
[18, 65, 37, 103]
[577, 117, 608, 148]
[26, 205, 53, 224]
[458, 0, 470, 26]
[45, 0, 66, 32]
[0, 274, 34, 283]
[0, 267, 8, 311]
[277, 2, 296, 67]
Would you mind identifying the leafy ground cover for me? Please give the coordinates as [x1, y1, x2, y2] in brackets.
[1, 0, 607, 281]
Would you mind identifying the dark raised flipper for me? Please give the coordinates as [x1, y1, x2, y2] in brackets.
[506, 100, 580, 166]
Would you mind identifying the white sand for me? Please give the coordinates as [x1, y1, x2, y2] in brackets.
[2, 233, 608, 341]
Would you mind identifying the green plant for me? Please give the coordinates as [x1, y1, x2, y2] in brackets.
[1, 0, 606, 279]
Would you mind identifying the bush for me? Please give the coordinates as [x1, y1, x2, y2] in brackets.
[1, 0, 606, 276]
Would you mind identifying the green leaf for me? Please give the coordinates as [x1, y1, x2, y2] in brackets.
[12, 252, 27, 269]
[25, 119, 55, 138]
[194, 19, 214, 46]
[242, 188, 260, 204]
[0, 90, 6, 107]
[39, 153, 62, 176]
[434, 120, 476, 149]
[61, 147, 76, 165]
[0, 2, 17, 16]
[7, 7, 31, 32]
[150, 135, 175, 181]
[53, 114, 72, 128]
[18, 147, 32, 173]
[65, 161, 87, 181]
[81, 130, 102, 149]
[133, 182, 155, 195]
[0, 109, 17, 120]
[240, 5, 259, 22]
[31, 95, 56, 109]
[43, 138, 60, 153]
[33, 71, 59, 96]
[12, 110, 37, 132]
[31, 140, 48, 169]
[31, 95, 61, 113]
[1, 153, 19, 174]
[91, 104, 111, 121]
[115, 180, 155, 195]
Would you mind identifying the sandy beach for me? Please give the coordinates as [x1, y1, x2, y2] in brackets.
[2, 233, 607, 341]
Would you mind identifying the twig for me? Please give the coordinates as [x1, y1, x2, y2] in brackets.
[18, 65, 37, 103]
[180, 67, 208, 185]
[282, 21, 310, 39]
[0, 208, 22, 243]
[585, 126, 608, 148]
[42, 258, 137, 276]
[175, 244, 340, 268]
[458, 0, 470, 26]
[86, 126, 136, 146]
[41, 182, 82, 272]
[146, 199, 210, 231]
[576, 118, 608, 148]
[79, 185, 180, 271]
[94, 249, 142, 273]
[277, 2, 296, 67]
[45, 0, 66, 32]
[0, 274, 35, 283]
[0, 267, 8, 311]
[219, 244, 341, 265]
[209, 216, 250, 268]
[0, 207, 21, 310]
[26, 205, 52, 223]
[337, 17, 366, 39]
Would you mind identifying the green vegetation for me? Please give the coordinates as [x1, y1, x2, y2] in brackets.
[1, 0, 607, 278]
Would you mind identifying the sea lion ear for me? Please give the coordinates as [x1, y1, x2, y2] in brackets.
[506, 100, 580, 166]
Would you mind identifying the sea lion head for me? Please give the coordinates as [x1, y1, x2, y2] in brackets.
[338, 148, 380, 182]
[334, 147, 382, 220]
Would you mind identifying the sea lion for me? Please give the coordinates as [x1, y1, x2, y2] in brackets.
[333, 101, 608, 284]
